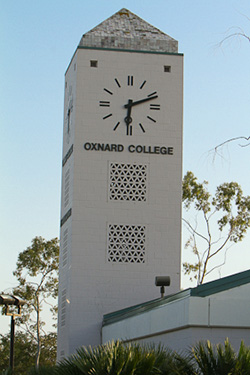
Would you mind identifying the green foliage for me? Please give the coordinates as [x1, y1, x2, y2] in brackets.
[2, 237, 59, 370]
[55, 340, 194, 375]
[182, 171, 250, 284]
[192, 339, 236, 374]
[28, 366, 56, 375]
[0, 331, 57, 375]
[0, 332, 36, 374]
[13, 236, 59, 300]
[191, 338, 250, 375]
[2, 338, 249, 375]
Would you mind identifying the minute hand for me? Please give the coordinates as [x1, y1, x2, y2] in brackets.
[124, 95, 158, 108]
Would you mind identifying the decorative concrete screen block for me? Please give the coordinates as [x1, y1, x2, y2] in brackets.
[108, 224, 146, 263]
[109, 162, 148, 202]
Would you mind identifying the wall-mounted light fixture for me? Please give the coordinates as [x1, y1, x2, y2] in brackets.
[155, 276, 171, 298]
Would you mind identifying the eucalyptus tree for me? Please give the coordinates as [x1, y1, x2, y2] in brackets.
[182, 171, 250, 285]
[11, 236, 59, 369]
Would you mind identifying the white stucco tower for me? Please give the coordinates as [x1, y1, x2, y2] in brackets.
[57, 8, 183, 359]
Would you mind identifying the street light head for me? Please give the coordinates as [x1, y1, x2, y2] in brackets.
[0, 294, 26, 371]
[0, 294, 26, 307]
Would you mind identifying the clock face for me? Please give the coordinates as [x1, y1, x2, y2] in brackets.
[99, 75, 160, 136]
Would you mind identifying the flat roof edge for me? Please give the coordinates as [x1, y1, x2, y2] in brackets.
[191, 269, 250, 297]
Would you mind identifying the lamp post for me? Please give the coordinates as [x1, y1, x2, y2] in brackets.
[0, 294, 26, 372]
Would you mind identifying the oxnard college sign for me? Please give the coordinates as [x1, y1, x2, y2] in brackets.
[83, 142, 174, 155]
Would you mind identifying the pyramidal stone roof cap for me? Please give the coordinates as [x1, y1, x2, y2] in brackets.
[79, 8, 178, 54]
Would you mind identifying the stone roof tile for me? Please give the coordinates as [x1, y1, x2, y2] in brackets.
[79, 8, 178, 53]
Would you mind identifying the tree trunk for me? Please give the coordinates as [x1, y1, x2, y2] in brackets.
[35, 297, 41, 369]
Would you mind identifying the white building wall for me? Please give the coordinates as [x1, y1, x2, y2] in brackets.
[102, 283, 250, 352]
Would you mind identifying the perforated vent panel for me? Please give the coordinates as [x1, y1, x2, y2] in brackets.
[62, 228, 68, 268]
[108, 224, 146, 263]
[60, 289, 66, 327]
[109, 163, 147, 202]
[64, 169, 70, 208]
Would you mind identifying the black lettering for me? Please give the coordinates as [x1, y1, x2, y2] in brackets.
[110, 144, 117, 151]
[84, 142, 91, 150]
[104, 144, 111, 151]
[136, 145, 143, 153]
[118, 144, 124, 152]
[160, 147, 167, 154]
[97, 143, 104, 151]
[168, 147, 174, 155]
[91, 143, 98, 150]
[128, 145, 135, 152]
[154, 146, 160, 154]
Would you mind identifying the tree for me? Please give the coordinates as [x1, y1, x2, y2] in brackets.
[0, 332, 36, 374]
[0, 331, 57, 375]
[11, 236, 59, 369]
[182, 171, 250, 285]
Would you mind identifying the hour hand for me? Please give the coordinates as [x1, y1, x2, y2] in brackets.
[124, 99, 133, 125]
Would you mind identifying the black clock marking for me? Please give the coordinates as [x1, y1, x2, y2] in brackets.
[127, 76, 133, 86]
[115, 78, 121, 88]
[103, 113, 112, 120]
[140, 80, 146, 89]
[99, 101, 110, 107]
[113, 122, 120, 131]
[104, 88, 113, 95]
[150, 104, 160, 110]
[147, 115, 156, 123]
[139, 123, 145, 133]
[148, 91, 157, 97]
[127, 124, 132, 136]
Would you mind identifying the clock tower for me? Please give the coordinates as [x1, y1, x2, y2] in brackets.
[58, 8, 183, 359]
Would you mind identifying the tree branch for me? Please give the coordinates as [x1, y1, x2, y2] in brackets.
[182, 218, 210, 244]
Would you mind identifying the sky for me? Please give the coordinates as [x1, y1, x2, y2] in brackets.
[1, 0, 250, 334]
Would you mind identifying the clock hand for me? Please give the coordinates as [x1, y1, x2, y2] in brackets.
[124, 95, 158, 108]
[124, 99, 133, 136]
[124, 99, 133, 125]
